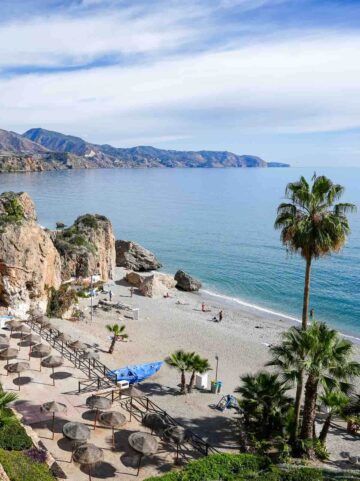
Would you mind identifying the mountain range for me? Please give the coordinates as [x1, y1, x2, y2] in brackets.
[0, 127, 289, 172]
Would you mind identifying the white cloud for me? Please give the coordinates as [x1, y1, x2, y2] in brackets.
[1, 31, 360, 141]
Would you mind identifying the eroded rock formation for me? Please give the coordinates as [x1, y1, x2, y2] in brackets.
[0, 192, 61, 316]
[53, 214, 115, 281]
[175, 270, 202, 291]
[115, 240, 162, 271]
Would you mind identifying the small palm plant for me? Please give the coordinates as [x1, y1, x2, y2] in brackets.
[0, 391, 18, 426]
[106, 323, 128, 354]
[187, 355, 212, 393]
[236, 372, 292, 439]
[165, 350, 194, 394]
[318, 389, 349, 445]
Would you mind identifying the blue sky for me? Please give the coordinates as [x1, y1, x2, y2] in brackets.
[1, 0, 360, 166]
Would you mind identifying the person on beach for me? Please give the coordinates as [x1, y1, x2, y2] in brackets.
[130, 287, 134, 298]
[219, 310, 223, 322]
[109, 290, 113, 301]
[202, 302, 205, 312]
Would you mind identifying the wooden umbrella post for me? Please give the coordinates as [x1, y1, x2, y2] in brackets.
[17, 372, 20, 391]
[52, 413, 55, 440]
[137, 453, 143, 476]
[52, 367, 55, 386]
[112, 427, 115, 449]
[93, 409, 98, 429]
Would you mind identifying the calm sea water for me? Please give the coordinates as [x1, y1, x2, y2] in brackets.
[1, 167, 359, 337]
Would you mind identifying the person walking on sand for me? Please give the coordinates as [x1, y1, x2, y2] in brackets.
[201, 302, 205, 312]
[219, 310, 223, 322]
[109, 290, 113, 301]
[130, 287, 134, 298]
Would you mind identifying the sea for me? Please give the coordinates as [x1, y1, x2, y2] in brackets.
[1, 167, 359, 338]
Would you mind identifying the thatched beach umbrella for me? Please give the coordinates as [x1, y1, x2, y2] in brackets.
[142, 412, 169, 434]
[41, 355, 64, 386]
[37, 318, 51, 334]
[86, 395, 111, 429]
[72, 443, 103, 481]
[80, 350, 99, 377]
[63, 421, 91, 442]
[41, 401, 67, 439]
[7, 361, 30, 391]
[99, 411, 127, 448]
[0, 339, 9, 351]
[163, 425, 190, 463]
[70, 340, 87, 352]
[31, 343, 51, 370]
[5, 319, 23, 337]
[121, 386, 144, 421]
[55, 332, 72, 352]
[128, 432, 159, 476]
[17, 324, 31, 342]
[0, 347, 18, 374]
[24, 333, 41, 359]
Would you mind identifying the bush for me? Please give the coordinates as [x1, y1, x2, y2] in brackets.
[0, 422, 32, 450]
[0, 449, 55, 481]
[47, 284, 78, 318]
[143, 454, 329, 481]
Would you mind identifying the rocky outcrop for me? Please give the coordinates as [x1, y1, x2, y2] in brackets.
[125, 271, 147, 287]
[0, 192, 61, 316]
[175, 270, 202, 292]
[115, 240, 162, 271]
[139, 274, 168, 298]
[53, 214, 115, 281]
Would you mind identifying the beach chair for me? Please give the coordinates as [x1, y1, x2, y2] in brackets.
[216, 395, 238, 412]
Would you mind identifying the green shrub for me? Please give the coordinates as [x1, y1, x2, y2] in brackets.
[0, 448, 55, 481]
[75, 214, 99, 229]
[279, 468, 324, 481]
[0, 422, 32, 450]
[47, 284, 78, 318]
[0, 193, 25, 230]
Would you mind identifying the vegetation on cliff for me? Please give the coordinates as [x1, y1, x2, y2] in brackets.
[0, 192, 25, 230]
[46, 284, 78, 318]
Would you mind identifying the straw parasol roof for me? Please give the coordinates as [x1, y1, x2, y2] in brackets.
[142, 412, 169, 432]
[36, 316, 49, 326]
[5, 319, 23, 331]
[18, 324, 31, 334]
[128, 432, 159, 455]
[41, 355, 63, 368]
[7, 361, 29, 373]
[63, 422, 91, 442]
[81, 350, 100, 361]
[163, 425, 190, 444]
[121, 386, 144, 398]
[69, 340, 87, 352]
[24, 333, 41, 344]
[0, 339, 9, 350]
[55, 332, 72, 343]
[99, 411, 127, 428]
[0, 347, 18, 359]
[73, 443, 103, 464]
[41, 401, 67, 414]
[86, 395, 111, 411]
[32, 343, 51, 356]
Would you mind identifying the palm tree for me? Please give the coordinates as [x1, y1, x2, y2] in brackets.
[299, 322, 360, 456]
[165, 350, 194, 394]
[106, 323, 128, 354]
[318, 389, 349, 445]
[267, 326, 305, 444]
[0, 391, 18, 426]
[187, 355, 212, 393]
[275, 174, 355, 330]
[236, 372, 292, 439]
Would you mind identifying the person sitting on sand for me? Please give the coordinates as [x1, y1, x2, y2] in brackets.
[201, 302, 211, 313]
[164, 292, 171, 298]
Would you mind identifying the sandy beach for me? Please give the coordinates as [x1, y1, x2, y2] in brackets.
[46, 267, 360, 464]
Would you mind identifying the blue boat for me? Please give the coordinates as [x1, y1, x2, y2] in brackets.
[108, 361, 163, 384]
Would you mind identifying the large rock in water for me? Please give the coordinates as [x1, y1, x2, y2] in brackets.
[175, 270, 202, 292]
[53, 214, 116, 281]
[115, 240, 161, 271]
[0, 192, 62, 316]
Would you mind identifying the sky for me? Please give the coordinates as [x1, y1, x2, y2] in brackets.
[1, 0, 360, 166]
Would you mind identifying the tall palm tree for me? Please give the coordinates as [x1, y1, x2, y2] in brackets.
[187, 355, 212, 393]
[165, 350, 194, 394]
[236, 372, 292, 439]
[275, 174, 355, 330]
[106, 323, 128, 354]
[299, 322, 360, 456]
[318, 389, 349, 445]
[267, 326, 305, 444]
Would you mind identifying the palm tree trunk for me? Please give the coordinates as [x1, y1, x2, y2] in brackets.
[319, 413, 332, 444]
[108, 336, 116, 354]
[188, 370, 196, 393]
[302, 256, 312, 330]
[180, 370, 186, 394]
[300, 374, 318, 455]
[291, 373, 303, 445]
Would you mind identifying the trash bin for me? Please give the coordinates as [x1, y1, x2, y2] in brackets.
[132, 308, 139, 320]
[211, 381, 217, 393]
[216, 381, 223, 394]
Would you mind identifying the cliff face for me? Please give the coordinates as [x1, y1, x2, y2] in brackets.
[53, 214, 116, 281]
[0, 192, 62, 316]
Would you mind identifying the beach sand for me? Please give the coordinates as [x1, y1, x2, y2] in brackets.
[47, 267, 360, 466]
